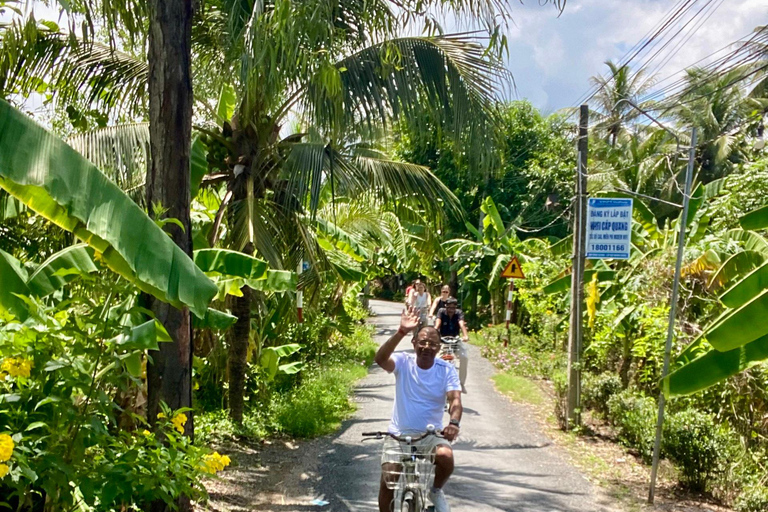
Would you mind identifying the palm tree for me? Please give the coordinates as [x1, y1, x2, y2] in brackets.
[590, 61, 656, 146]
[2, 0, 508, 422]
[671, 67, 768, 183]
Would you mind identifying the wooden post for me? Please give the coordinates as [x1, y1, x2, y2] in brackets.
[567, 105, 589, 428]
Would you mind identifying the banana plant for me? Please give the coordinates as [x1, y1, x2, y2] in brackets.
[0, 244, 98, 319]
[0, 101, 217, 317]
[664, 205, 768, 396]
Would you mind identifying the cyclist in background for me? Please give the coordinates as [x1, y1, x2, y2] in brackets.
[408, 280, 431, 330]
[374, 306, 462, 512]
[429, 285, 451, 322]
[434, 298, 469, 394]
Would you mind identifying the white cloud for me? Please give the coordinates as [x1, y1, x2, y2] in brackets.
[496, 0, 767, 111]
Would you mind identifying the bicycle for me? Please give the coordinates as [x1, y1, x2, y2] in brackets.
[362, 425, 443, 512]
[438, 336, 461, 371]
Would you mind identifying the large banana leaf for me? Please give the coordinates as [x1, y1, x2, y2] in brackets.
[725, 229, 768, 254]
[193, 249, 297, 293]
[664, 333, 768, 397]
[739, 205, 768, 231]
[192, 308, 238, 330]
[705, 288, 768, 352]
[26, 244, 98, 297]
[720, 261, 768, 309]
[0, 101, 217, 317]
[549, 235, 573, 258]
[193, 249, 269, 280]
[709, 251, 765, 290]
[0, 249, 32, 320]
[247, 270, 296, 293]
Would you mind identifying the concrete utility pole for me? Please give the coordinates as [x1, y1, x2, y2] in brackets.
[567, 105, 589, 428]
[648, 127, 698, 503]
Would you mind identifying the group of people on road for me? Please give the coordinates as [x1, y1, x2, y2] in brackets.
[373, 280, 471, 512]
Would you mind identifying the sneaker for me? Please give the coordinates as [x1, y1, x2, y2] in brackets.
[428, 488, 450, 512]
[461, 384, 467, 394]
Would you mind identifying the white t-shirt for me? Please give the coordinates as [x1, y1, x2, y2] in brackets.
[388, 352, 461, 435]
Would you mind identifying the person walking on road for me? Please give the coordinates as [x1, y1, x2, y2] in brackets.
[434, 298, 469, 394]
[374, 306, 462, 512]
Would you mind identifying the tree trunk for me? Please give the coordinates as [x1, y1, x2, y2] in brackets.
[228, 243, 252, 423]
[145, 0, 194, 472]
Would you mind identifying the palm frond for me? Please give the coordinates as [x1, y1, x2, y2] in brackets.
[0, 17, 148, 116]
[67, 123, 150, 195]
[306, 35, 507, 148]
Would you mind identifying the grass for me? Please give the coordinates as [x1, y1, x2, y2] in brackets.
[492, 372, 546, 406]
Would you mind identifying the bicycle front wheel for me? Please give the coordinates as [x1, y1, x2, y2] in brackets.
[401, 490, 417, 512]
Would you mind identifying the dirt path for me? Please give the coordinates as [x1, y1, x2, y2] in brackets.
[203, 300, 617, 511]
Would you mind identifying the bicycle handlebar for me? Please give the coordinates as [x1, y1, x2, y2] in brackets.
[361, 426, 443, 442]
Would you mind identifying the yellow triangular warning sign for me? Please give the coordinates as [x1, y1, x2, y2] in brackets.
[501, 256, 525, 279]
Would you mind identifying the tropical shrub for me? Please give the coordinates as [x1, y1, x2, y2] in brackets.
[0, 279, 225, 509]
[582, 372, 623, 417]
[607, 390, 659, 463]
[663, 409, 727, 491]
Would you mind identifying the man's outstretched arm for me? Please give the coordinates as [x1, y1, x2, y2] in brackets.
[375, 306, 419, 373]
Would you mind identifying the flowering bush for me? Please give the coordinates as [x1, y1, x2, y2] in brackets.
[0, 277, 229, 510]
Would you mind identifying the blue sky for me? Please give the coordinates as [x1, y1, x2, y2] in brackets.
[493, 0, 766, 112]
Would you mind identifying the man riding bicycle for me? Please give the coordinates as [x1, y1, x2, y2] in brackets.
[374, 306, 462, 512]
[433, 298, 469, 394]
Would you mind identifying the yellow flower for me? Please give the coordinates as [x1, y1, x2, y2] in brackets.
[0, 463, 9, 479]
[193, 381, 200, 391]
[157, 412, 166, 419]
[586, 273, 600, 329]
[201, 452, 231, 474]
[142, 430, 151, 437]
[0, 434, 14, 462]
[171, 413, 187, 434]
[0, 358, 32, 378]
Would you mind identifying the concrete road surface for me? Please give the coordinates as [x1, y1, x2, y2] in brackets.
[304, 300, 613, 512]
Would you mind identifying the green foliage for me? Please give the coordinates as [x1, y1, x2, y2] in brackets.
[0, 276, 216, 509]
[582, 372, 622, 417]
[196, 324, 376, 443]
[663, 409, 727, 491]
[735, 485, 768, 512]
[607, 390, 659, 463]
[476, 324, 564, 380]
[0, 100, 217, 317]
[273, 362, 368, 438]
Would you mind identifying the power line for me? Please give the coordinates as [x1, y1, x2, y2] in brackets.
[569, 0, 702, 112]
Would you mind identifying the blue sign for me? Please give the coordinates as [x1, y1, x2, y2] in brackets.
[586, 198, 633, 260]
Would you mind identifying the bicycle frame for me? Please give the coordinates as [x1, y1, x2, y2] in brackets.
[362, 428, 441, 512]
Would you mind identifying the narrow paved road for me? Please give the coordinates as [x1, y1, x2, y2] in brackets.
[306, 300, 613, 511]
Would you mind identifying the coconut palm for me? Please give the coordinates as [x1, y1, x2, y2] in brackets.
[590, 61, 656, 147]
[2, 0, 509, 421]
[671, 67, 768, 183]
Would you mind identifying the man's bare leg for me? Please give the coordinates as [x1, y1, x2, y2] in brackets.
[379, 463, 400, 512]
[433, 445, 454, 489]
